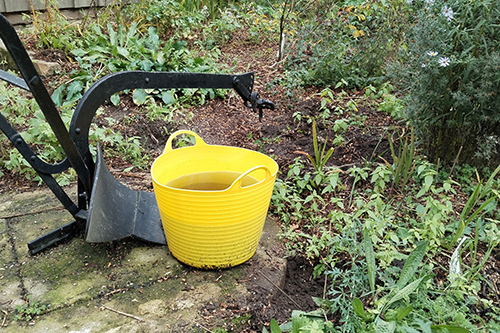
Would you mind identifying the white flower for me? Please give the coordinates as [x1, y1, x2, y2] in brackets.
[443, 5, 454, 21]
[421, 63, 426, 68]
[427, 51, 438, 56]
[425, 0, 435, 5]
[438, 56, 450, 67]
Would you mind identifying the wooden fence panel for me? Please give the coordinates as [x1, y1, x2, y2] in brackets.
[1, 0, 116, 13]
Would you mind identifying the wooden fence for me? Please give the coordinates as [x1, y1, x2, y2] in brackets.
[0, 0, 113, 13]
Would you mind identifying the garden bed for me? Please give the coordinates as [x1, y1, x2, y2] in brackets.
[1, 3, 499, 331]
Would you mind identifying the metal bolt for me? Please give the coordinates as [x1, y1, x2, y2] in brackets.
[75, 128, 81, 134]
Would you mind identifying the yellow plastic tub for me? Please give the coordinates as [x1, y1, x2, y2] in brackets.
[151, 130, 278, 269]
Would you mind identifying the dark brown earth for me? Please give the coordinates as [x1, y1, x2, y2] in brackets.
[1, 28, 499, 332]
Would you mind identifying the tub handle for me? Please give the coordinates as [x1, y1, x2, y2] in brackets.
[227, 165, 272, 191]
[164, 130, 207, 153]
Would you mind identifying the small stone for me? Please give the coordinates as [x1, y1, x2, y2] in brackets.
[33, 59, 62, 77]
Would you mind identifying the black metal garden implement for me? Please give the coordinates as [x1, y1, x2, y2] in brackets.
[0, 13, 274, 255]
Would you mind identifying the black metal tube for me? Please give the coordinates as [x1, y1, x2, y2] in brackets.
[69, 71, 255, 166]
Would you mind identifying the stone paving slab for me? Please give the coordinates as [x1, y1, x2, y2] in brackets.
[0, 186, 286, 332]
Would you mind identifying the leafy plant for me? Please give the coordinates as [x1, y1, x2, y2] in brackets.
[353, 239, 469, 332]
[445, 166, 500, 290]
[123, 0, 203, 38]
[0, 82, 73, 183]
[42, 9, 221, 110]
[200, 6, 242, 48]
[304, 118, 334, 173]
[365, 82, 404, 118]
[269, 151, 497, 332]
[25, 0, 78, 49]
[387, 0, 500, 168]
[381, 127, 416, 192]
[263, 310, 335, 333]
[450, 220, 500, 292]
[14, 296, 47, 322]
[447, 164, 500, 248]
[280, 0, 413, 89]
[87, 117, 151, 170]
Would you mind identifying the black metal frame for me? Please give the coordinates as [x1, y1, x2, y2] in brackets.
[0, 14, 274, 254]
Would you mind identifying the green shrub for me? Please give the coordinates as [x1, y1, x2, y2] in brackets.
[282, 0, 412, 89]
[53, 21, 219, 108]
[24, 0, 79, 49]
[123, 0, 206, 39]
[387, 0, 500, 168]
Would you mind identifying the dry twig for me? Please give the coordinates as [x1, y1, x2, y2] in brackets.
[1, 310, 8, 328]
[0, 206, 64, 219]
[103, 288, 125, 297]
[100, 305, 144, 322]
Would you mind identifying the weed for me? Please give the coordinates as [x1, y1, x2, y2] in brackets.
[14, 295, 47, 322]
[264, 311, 335, 333]
[353, 238, 469, 332]
[365, 82, 404, 118]
[145, 98, 176, 122]
[232, 314, 251, 330]
[381, 127, 416, 193]
[201, 7, 242, 48]
[370, 164, 392, 194]
[26, 0, 78, 49]
[347, 166, 369, 207]
[270, 144, 498, 332]
[448, 165, 500, 248]
[301, 118, 334, 173]
[45, 11, 221, 110]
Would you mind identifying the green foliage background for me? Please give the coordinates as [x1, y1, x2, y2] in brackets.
[0, 0, 499, 332]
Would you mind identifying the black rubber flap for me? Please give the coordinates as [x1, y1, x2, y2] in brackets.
[85, 144, 166, 245]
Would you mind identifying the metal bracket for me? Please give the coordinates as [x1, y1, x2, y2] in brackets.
[233, 76, 275, 121]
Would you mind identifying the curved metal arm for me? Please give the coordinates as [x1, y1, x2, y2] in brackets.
[69, 70, 256, 169]
[0, 14, 91, 194]
[0, 113, 71, 174]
